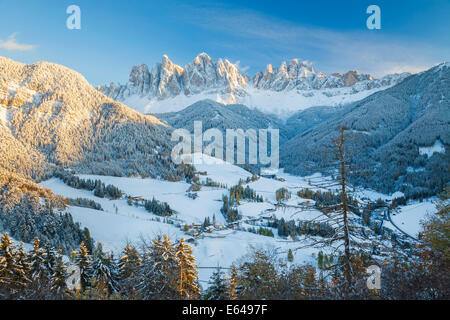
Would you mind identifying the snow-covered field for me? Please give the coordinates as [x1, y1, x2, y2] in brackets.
[39, 168, 322, 285]
[419, 140, 446, 158]
[0, 104, 13, 126]
[390, 202, 437, 237]
[39, 154, 436, 285]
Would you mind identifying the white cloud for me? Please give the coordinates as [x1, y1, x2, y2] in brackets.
[233, 60, 250, 72]
[0, 33, 36, 51]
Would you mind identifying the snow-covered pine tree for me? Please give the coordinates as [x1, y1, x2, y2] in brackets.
[82, 228, 94, 254]
[30, 237, 49, 284]
[227, 265, 238, 300]
[107, 253, 121, 294]
[44, 242, 57, 277]
[73, 241, 93, 290]
[138, 234, 178, 299]
[119, 244, 142, 297]
[203, 267, 228, 300]
[51, 247, 69, 298]
[136, 251, 159, 299]
[0, 233, 29, 298]
[232, 249, 279, 299]
[15, 242, 31, 285]
[174, 238, 200, 300]
[91, 242, 120, 295]
[25, 237, 56, 298]
[94, 180, 105, 198]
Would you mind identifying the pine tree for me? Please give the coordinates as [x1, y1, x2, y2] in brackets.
[138, 235, 178, 299]
[94, 180, 105, 198]
[104, 252, 120, 295]
[228, 265, 238, 300]
[0, 233, 27, 298]
[44, 242, 57, 277]
[82, 228, 94, 253]
[424, 187, 450, 261]
[30, 237, 49, 283]
[91, 242, 119, 295]
[204, 267, 228, 300]
[175, 238, 200, 299]
[52, 247, 68, 297]
[287, 249, 294, 262]
[73, 241, 92, 290]
[202, 217, 211, 229]
[119, 244, 142, 297]
[233, 249, 279, 299]
[15, 242, 31, 284]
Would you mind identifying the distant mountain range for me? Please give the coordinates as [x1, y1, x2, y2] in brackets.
[98, 53, 410, 117]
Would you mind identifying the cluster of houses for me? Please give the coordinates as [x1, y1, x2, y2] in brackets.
[182, 222, 227, 243]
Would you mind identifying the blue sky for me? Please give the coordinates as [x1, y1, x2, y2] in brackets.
[0, 0, 449, 86]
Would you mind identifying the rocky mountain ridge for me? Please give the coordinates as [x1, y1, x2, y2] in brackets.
[99, 53, 410, 115]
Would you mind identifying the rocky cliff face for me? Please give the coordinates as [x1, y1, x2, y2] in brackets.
[98, 53, 410, 116]
[252, 59, 404, 91]
[100, 53, 248, 106]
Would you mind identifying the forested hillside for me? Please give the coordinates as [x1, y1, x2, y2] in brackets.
[281, 63, 450, 198]
[154, 99, 289, 143]
[0, 56, 191, 251]
[0, 168, 91, 253]
[0, 56, 181, 180]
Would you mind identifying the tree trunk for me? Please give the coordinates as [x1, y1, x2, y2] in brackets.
[337, 127, 352, 290]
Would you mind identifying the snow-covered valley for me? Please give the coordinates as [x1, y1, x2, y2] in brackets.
[38, 154, 435, 286]
[0, 54, 446, 298]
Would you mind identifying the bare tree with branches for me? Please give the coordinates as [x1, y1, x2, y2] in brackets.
[333, 126, 353, 287]
[291, 126, 378, 294]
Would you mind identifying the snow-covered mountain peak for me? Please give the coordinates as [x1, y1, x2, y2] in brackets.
[99, 53, 411, 116]
[193, 52, 213, 65]
[434, 61, 450, 71]
[99, 53, 249, 110]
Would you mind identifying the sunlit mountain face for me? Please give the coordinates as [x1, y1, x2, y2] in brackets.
[99, 53, 410, 117]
